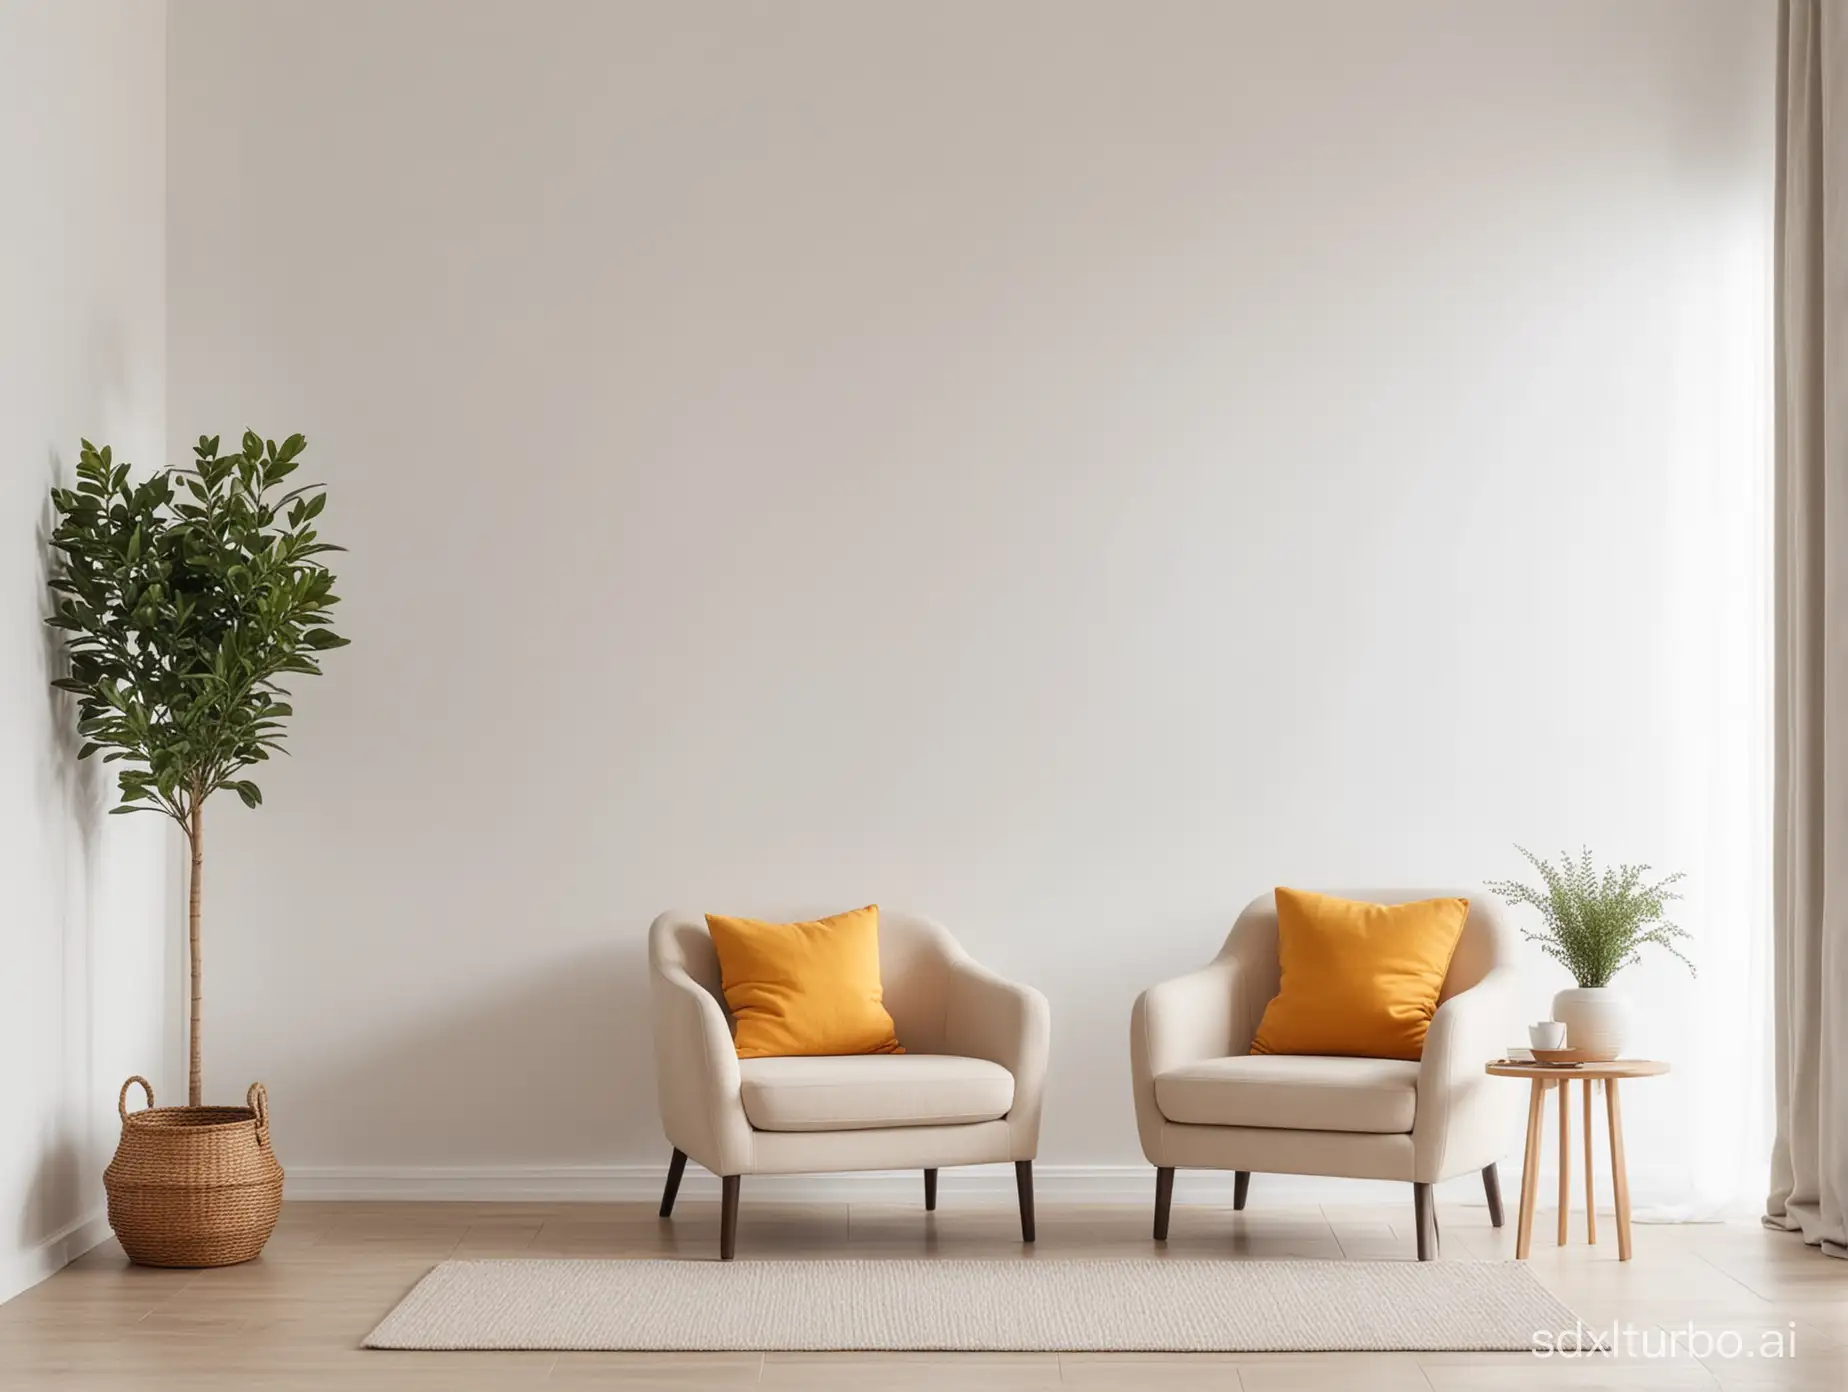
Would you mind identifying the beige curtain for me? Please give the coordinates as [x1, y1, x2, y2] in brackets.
[1767, 0, 1848, 1258]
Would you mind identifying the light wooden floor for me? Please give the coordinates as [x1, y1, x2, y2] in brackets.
[2, 1197, 1845, 1390]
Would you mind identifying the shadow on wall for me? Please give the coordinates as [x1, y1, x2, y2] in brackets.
[281, 940, 659, 1171]
[15, 445, 108, 1259]
[13, 1138, 85, 1259]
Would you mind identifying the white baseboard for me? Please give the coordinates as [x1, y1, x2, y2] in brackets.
[0, 1210, 113, 1306]
[283, 1163, 1501, 1208]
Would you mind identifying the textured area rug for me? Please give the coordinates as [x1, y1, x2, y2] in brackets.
[364, 1258, 1579, 1352]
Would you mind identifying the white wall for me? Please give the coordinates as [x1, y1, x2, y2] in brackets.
[0, 1, 170, 1300]
[166, 0, 1774, 1206]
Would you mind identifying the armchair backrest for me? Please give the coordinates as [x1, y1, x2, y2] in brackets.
[646, 907, 959, 1055]
[1213, 889, 1517, 1049]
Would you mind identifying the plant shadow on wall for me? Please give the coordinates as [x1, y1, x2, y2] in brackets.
[17, 446, 109, 1262]
[45, 432, 347, 1266]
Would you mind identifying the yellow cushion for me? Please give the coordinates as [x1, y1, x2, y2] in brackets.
[705, 904, 904, 1059]
[1249, 889, 1469, 1061]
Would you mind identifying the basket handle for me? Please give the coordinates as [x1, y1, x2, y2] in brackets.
[118, 1075, 153, 1121]
[247, 1082, 271, 1147]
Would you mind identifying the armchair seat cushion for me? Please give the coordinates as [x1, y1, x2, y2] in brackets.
[738, 1054, 1015, 1133]
[1154, 1054, 1419, 1134]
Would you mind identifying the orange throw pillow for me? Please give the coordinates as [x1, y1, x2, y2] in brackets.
[705, 904, 904, 1059]
[1249, 889, 1469, 1061]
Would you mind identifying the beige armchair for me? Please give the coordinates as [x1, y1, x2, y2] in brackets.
[1130, 889, 1519, 1260]
[648, 908, 1051, 1259]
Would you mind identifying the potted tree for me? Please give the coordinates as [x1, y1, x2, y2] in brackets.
[1487, 846, 1694, 1059]
[46, 432, 347, 1266]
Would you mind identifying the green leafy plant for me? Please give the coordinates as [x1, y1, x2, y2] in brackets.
[1486, 846, 1694, 988]
[46, 432, 348, 1106]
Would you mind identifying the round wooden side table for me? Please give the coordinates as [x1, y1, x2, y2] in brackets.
[1484, 1059, 1670, 1262]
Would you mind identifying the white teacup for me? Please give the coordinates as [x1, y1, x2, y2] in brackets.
[1529, 1020, 1568, 1051]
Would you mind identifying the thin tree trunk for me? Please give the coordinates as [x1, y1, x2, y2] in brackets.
[188, 800, 203, 1107]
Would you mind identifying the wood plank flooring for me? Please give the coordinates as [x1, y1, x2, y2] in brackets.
[2, 1198, 1844, 1389]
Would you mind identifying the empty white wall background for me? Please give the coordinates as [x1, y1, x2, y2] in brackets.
[0, 1, 170, 1300]
[166, 0, 1775, 1209]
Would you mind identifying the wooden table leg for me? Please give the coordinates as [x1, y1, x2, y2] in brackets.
[1606, 1078, 1632, 1261]
[1516, 1078, 1546, 1259]
[1583, 1078, 1597, 1245]
[1557, 1074, 1571, 1246]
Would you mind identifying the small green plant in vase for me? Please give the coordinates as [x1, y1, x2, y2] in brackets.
[46, 432, 347, 1265]
[1486, 847, 1693, 1060]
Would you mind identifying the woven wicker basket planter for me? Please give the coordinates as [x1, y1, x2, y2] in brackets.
[104, 1076, 284, 1268]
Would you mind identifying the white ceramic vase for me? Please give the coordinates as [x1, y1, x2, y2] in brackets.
[1551, 986, 1631, 1061]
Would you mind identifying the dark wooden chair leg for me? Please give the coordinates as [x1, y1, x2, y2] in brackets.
[1482, 1162, 1504, 1228]
[924, 1168, 938, 1211]
[1015, 1160, 1036, 1243]
[1153, 1167, 1175, 1240]
[1233, 1171, 1251, 1211]
[719, 1175, 740, 1261]
[659, 1148, 688, 1218]
[1414, 1181, 1438, 1261]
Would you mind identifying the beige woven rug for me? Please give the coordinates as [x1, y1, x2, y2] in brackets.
[364, 1259, 1578, 1352]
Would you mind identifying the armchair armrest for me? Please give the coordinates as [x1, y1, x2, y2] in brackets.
[1130, 956, 1258, 1163]
[943, 956, 1051, 1158]
[1412, 965, 1520, 1182]
[1133, 958, 1254, 1077]
[649, 961, 755, 1177]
